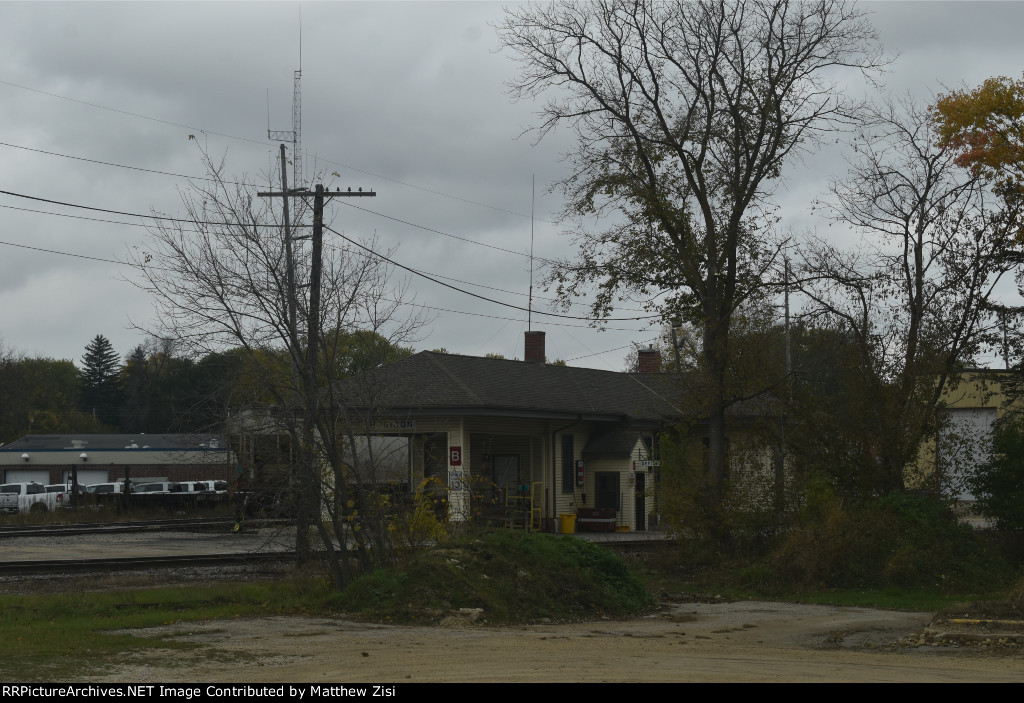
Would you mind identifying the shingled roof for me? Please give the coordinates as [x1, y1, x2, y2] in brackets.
[0, 434, 226, 451]
[334, 351, 683, 426]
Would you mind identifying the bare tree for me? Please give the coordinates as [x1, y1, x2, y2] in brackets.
[127, 150, 426, 587]
[796, 97, 1023, 492]
[498, 0, 886, 516]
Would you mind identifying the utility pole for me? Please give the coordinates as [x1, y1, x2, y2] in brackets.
[259, 177, 378, 362]
[258, 159, 375, 561]
[294, 182, 376, 413]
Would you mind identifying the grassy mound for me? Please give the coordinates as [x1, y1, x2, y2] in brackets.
[332, 530, 653, 624]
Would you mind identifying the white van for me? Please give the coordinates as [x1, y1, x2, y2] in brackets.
[133, 482, 184, 494]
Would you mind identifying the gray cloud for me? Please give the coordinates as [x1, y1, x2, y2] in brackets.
[1, 1, 1023, 369]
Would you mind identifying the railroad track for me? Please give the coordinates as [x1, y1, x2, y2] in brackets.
[0, 551, 301, 575]
[0, 517, 288, 538]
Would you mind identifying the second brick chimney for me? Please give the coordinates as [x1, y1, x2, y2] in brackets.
[524, 330, 546, 364]
[637, 345, 661, 373]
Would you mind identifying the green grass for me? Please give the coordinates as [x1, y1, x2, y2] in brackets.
[0, 579, 334, 681]
[634, 539, 1022, 613]
[790, 588, 1006, 612]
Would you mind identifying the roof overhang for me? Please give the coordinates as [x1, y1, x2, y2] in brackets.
[343, 405, 672, 429]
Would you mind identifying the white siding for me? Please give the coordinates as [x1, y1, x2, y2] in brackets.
[939, 407, 997, 501]
[728, 438, 781, 511]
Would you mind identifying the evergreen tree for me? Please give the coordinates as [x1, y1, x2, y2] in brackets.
[79, 335, 123, 427]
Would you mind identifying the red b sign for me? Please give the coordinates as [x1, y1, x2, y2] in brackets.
[449, 446, 462, 466]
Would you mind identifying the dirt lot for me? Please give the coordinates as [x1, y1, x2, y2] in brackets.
[96, 600, 1024, 683]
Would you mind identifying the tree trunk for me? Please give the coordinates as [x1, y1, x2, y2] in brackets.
[703, 311, 731, 541]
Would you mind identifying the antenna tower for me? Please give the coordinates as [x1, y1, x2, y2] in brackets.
[268, 21, 303, 188]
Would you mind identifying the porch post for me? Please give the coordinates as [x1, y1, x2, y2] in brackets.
[447, 418, 470, 522]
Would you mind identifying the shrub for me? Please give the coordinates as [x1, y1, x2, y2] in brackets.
[768, 493, 1010, 593]
[968, 415, 1024, 531]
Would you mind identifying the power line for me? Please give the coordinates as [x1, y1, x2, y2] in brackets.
[314, 153, 556, 225]
[0, 169, 552, 262]
[0, 79, 551, 223]
[1, 166, 656, 312]
[0, 236, 650, 332]
[0, 133, 642, 303]
[0, 202, 159, 229]
[402, 263, 620, 310]
[337, 200, 558, 264]
[323, 224, 659, 323]
[0, 188, 276, 228]
[350, 251, 650, 315]
[0, 79, 267, 147]
[565, 340, 658, 363]
[0, 186, 661, 321]
[0, 238, 127, 267]
[0, 200, 574, 310]
[380, 297, 646, 332]
[0, 141, 245, 185]
[1, 189, 654, 315]
[0, 197, 591, 311]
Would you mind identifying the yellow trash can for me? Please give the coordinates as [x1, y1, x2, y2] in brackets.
[559, 513, 576, 535]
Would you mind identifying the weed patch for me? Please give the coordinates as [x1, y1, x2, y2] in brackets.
[0, 579, 333, 681]
[766, 494, 1012, 594]
[333, 531, 653, 624]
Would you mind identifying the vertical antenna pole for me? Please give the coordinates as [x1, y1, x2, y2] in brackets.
[295, 8, 303, 187]
[292, 70, 302, 188]
[528, 174, 535, 331]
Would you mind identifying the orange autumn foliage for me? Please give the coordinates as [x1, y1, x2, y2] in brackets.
[933, 75, 1024, 197]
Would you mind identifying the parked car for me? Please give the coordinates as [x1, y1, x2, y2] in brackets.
[0, 482, 65, 513]
[133, 482, 184, 494]
[86, 482, 132, 495]
[45, 483, 86, 495]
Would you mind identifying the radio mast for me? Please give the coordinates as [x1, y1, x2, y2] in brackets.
[268, 22, 302, 188]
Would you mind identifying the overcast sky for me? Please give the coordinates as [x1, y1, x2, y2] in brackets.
[2, 1, 1024, 371]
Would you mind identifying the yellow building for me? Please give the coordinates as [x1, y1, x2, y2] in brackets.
[910, 369, 1012, 502]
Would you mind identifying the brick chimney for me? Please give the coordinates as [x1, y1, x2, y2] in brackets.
[524, 330, 546, 364]
[637, 345, 661, 373]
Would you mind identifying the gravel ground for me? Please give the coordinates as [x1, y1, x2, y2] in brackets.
[88, 601, 1024, 683]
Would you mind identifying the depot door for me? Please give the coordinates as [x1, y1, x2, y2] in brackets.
[595, 471, 619, 511]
